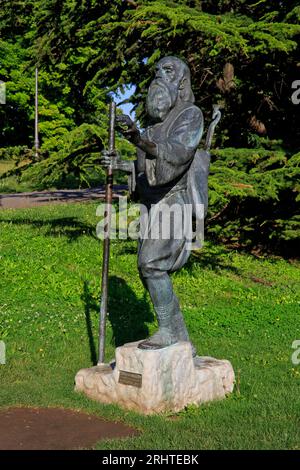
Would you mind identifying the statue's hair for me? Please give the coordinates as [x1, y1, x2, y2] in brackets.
[157, 56, 195, 103]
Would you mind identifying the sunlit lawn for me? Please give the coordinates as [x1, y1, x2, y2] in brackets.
[0, 202, 299, 449]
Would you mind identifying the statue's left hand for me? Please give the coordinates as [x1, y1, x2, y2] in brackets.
[100, 149, 134, 173]
[116, 115, 140, 144]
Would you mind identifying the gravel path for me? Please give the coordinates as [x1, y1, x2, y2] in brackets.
[0, 407, 137, 450]
[0, 186, 126, 210]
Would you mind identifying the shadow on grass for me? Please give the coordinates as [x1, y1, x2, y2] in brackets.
[0, 216, 97, 242]
[108, 276, 154, 347]
[82, 277, 153, 364]
[184, 244, 242, 275]
[82, 281, 98, 365]
[117, 242, 137, 256]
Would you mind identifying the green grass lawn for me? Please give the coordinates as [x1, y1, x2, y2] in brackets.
[0, 202, 299, 449]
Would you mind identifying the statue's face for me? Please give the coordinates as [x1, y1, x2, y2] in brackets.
[154, 59, 180, 84]
[147, 58, 182, 122]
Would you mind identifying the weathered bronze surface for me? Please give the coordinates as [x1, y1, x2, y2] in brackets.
[101, 56, 220, 357]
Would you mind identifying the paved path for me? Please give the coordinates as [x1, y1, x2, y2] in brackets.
[0, 186, 126, 210]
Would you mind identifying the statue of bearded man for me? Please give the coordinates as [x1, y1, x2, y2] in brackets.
[102, 56, 207, 356]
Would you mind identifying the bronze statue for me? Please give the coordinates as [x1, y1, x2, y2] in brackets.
[101, 56, 220, 357]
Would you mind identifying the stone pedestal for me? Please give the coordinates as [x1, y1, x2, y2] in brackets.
[75, 341, 235, 415]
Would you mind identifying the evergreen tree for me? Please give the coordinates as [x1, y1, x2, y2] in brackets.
[0, 0, 299, 252]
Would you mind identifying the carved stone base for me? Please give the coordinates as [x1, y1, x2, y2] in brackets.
[75, 341, 235, 415]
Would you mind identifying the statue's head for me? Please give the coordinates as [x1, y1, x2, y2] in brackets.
[147, 56, 195, 122]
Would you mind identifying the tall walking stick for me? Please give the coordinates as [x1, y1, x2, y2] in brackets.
[98, 101, 116, 365]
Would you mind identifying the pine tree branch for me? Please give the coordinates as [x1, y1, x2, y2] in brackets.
[125, 0, 138, 8]
[206, 202, 230, 224]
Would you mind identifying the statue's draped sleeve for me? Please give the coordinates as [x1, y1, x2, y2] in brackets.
[145, 106, 203, 187]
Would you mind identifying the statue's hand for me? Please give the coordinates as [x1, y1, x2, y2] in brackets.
[100, 150, 134, 173]
[116, 115, 140, 144]
[100, 149, 118, 169]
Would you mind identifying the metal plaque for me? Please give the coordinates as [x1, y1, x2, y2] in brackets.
[118, 370, 142, 388]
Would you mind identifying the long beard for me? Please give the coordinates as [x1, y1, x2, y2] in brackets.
[146, 79, 178, 122]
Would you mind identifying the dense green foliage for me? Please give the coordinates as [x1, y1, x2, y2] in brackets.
[0, 203, 299, 449]
[0, 0, 299, 251]
[208, 145, 300, 253]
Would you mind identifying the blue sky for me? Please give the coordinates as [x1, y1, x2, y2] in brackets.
[114, 85, 136, 118]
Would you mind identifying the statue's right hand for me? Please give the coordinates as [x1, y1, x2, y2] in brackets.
[116, 115, 140, 144]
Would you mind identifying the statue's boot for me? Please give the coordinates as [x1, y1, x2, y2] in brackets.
[138, 298, 178, 350]
[138, 274, 196, 354]
[138, 295, 196, 356]
[172, 296, 197, 357]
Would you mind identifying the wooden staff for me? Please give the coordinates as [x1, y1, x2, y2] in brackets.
[98, 101, 116, 365]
